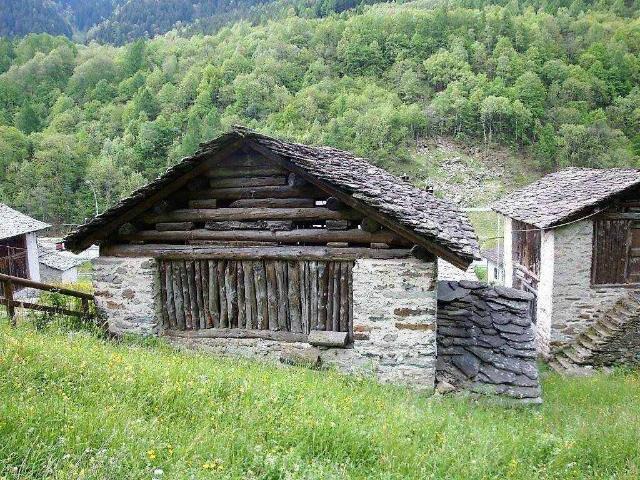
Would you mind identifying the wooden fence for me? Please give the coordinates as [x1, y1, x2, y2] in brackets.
[0, 273, 95, 326]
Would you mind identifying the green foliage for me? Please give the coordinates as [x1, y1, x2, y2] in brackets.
[1, 323, 639, 478]
[0, 0, 639, 227]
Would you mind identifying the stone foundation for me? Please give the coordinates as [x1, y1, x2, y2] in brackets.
[92, 256, 438, 391]
[436, 281, 542, 403]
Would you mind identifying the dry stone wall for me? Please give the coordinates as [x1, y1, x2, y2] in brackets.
[436, 280, 542, 404]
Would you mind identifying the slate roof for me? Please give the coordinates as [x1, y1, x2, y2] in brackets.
[0, 203, 50, 240]
[64, 126, 478, 266]
[492, 167, 640, 228]
[38, 243, 85, 271]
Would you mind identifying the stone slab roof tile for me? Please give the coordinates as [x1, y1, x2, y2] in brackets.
[0, 203, 50, 240]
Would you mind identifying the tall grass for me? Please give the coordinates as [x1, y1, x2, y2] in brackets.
[0, 323, 638, 479]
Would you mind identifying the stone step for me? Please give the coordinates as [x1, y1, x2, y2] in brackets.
[602, 311, 629, 326]
[564, 347, 589, 365]
[583, 330, 606, 345]
[576, 335, 599, 351]
[592, 322, 616, 338]
[600, 317, 624, 332]
[572, 343, 592, 358]
[548, 360, 565, 373]
[555, 354, 576, 370]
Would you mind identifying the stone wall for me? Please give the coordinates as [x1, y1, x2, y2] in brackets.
[436, 280, 542, 403]
[93, 255, 439, 391]
[550, 220, 636, 352]
[92, 256, 160, 335]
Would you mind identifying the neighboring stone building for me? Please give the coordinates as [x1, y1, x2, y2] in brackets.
[0, 203, 49, 285]
[493, 168, 640, 370]
[38, 242, 85, 284]
[481, 246, 505, 285]
[64, 126, 479, 392]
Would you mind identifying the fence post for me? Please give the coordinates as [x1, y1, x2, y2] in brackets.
[5, 280, 16, 327]
[81, 297, 89, 320]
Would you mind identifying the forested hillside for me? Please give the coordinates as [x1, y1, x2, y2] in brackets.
[0, 0, 639, 228]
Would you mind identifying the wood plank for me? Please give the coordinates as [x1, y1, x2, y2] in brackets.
[0, 298, 85, 319]
[217, 260, 228, 328]
[188, 199, 217, 209]
[275, 261, 289, 331]
[165, 328, 308, 343]
[288, 261, 302, 333]
[317, 262, 328, 331]
[171, 261, 186, 330]
[205, 167, 286, 178]
[309, 261, 318, 330]
[0, 273, 94, 300]
[204, 221, 293, 231]
[164, 262, 177, 329]
[243, 261, 257, 329]
[208, 260, 220, 328]
[178, 261, 193, 330]
[326, 262, 335, 331]
[265, 261, 279, 330]
[185, 185, 324, 200]
[339, 262, 349, 332]
[348, 262, 353, 342]
[300, 262, 309, 334]
[200, 260, 211, 327]
[156, 222, 194, 232]
[229, 198, 315, 208]
[124, 228, 399, 244]
[101, 244, 414, 260]
[308, 330, 348, 347]
[330, 261, 340, 331]
[209, 176, 287, 189]
[253, 261, 268, 330]
[236, 261, 246, 329]
[195, 260, 206, 328]
[142, 207, 360, 224]
[185, 260, 200, 329]
[225, 260, 238, 328]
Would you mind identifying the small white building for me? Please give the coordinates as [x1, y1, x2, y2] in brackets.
[0, 203, 49, 285]
[493, 168, 640, 358]
[38, 243, 85, 284]
[480, 246, 505, 285]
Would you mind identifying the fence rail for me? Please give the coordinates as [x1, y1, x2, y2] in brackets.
[0, 273, 94, 326]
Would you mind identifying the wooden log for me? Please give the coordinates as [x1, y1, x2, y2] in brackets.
[178, 261, 193, 329]
[143, 207, 359, 224]
[164, 262, 177, 329]
[325, 220, 351, 230]
[208, 260, 220, 328]
[299, 262, 310, 334]
[186, 240, 280, 247]
[287, 173, 307, 187]
[326, 262, 334, 331]
[339, 262, 349, 332]
[125, 228, 398, 244]
[200, 260, 211, 328]
[325, 197, 344, 211]
[229, 198, 315, 208]
[347, 262, 353, 342]
[217, 260, 228, 328]
[360, 217, 381, 233]
[165, 328, 307, 343]
[189, 199, 217, 209]
[185, 185, 324, 200]
[156, 222, 194, 232]
[330, 262, 340, 331]
[205, 167, 286, 178]
[309, 261, 318, 330]
[171, 262, 186, 330]
[195, 260, 207, 329]
[118, 222, 137, 236]
[236, 261, 246, 329]
[152, 200, 174, 214]
[317, 262, 328, 331]
[158, 262, 169, 328]
[185, 261, 200, 329]
[288, 261, 302, 333]
[275, 261, 289, 331]
[187, 177, 209, 192]
[209, 176, 287, 189]
[370, 242, 390, 249]
[225, 261, 238, 328]
[243, 261, 257, 329]
[204, 221, 293, 231]
[253, 261, 268, 330]
[215, 156, 275, 169]
[265, 261, 279, 330]
[101, 244, 414, 261]
[308, 330, 348, 347]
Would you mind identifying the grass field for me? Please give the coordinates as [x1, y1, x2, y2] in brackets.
[1, 322, 639, 479]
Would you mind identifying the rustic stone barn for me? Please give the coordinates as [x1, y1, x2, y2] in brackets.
[493, 168, 640, 371]
[63, 126, 481, 390]
[0, 203, 49, 285]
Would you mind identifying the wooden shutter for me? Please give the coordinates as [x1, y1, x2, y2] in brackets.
[592, 219, 631, 285]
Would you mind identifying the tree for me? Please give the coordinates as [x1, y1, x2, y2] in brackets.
[423, 49, 472, 91]
[14, 102, 41, 134]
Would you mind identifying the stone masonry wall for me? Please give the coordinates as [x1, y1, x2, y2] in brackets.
[94, 256, 438, 391]
[551, 220, 636, 352]
[436, 280, 542, 403]
[92, 256, 160, 335]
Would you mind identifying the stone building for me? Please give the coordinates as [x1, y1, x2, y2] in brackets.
[38, 242, 85, 284]
[64, 126, 479, 391]
[493, 168, 640, 370]
[0, 203, 49, 285]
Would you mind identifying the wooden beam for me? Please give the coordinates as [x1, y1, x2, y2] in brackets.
[185, 185, 324, 200]
[100, 244, 413, 260]
[142, 207, 360, 224]
[244, 140, 472, 269]
[121, 228, 401, 244]
[156, 222, 194, 231]
[205, 166, 286, 178]
[164, 328, 308, 343]
[209, 176, 288, 189]
[188, 199, 217, 209]
[0, 273, 94, 300]
[228, 198, 316, 208]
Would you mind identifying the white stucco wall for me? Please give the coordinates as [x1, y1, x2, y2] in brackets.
[25, 232, 40, 282]
[503, 217, 513, 288]
[535, 229, 554, 356]
[40, 264, 78, 284]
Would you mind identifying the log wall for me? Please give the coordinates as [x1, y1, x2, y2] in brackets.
[158, 258, 353, 337]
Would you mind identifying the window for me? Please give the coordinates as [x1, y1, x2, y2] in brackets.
[591, 218, 640, 285]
